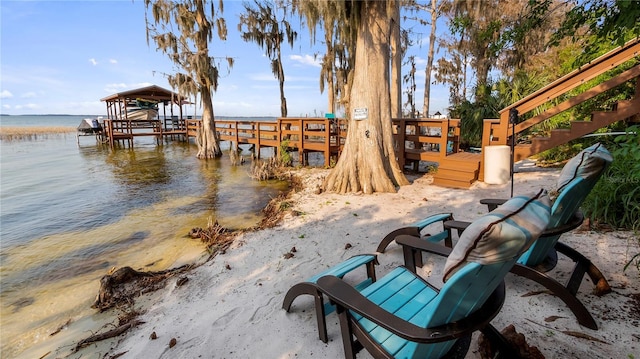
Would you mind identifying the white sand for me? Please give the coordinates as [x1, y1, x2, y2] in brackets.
[66, 168, 640, 358]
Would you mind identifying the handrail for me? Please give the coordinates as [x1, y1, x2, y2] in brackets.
[392, 118, 461, 169]
[103, 115, 462, 169]
[501, 38, 640, 115]
[487, 38, 640, 148]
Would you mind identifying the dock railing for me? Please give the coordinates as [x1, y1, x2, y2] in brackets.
[393, 118, 461, 170]
[104, 115, 461, 170]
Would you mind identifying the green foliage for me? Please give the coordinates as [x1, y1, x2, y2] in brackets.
[553, 0, 640, 61]
[279, 139, 292, 166]
[536, 141, 590, 165]
[582, 126, 640, 232]
[449, 87, 500, 148]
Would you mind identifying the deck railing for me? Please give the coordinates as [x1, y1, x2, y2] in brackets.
[103, 115, 461, 169]
[393, 118, 461, 169]
[483, 38, 640, 150]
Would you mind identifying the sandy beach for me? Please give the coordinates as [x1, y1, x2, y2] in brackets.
[54, 167, 639, 358]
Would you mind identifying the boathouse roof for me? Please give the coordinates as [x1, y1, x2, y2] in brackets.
[100, 85, 188, 104]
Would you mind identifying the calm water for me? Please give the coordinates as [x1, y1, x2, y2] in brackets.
[0, 115, 288, 358]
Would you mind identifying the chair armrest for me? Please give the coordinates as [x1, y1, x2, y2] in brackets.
[413, 213, 454, 232]
[395, 234, 452, 272]
[541, 211, 584, 238]
[479, 198, 507, 212]
[316, 275, 506, 343]
[396, 235, 453, 257]
[376, 213, 453, 253]
[443, 220, 471, 236]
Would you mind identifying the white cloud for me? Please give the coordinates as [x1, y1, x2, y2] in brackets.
[248, 73, 277, 82]
[2, 104, 11, 110]
[15, 103, 39, 110]
[89, 58, 98, 66]
[214, 100, 254, 109]
[250, 84, 277, 90]
[21, 91, 37, 98]
[285, 75, 318, 82]
[102, 82, 157, 95]
[0, 90, 13, 99]
[109, 59, 118, 64]
[289, 54, 321, 68]
[414, 56, 428, 66]
[104, 83, 128, 93]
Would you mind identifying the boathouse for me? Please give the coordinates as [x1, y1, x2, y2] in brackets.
[100, 85, 196, 148]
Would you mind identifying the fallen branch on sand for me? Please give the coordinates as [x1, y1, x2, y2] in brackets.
[73, 320, 143, 352]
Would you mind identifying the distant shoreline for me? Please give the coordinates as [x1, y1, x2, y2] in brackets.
[0, 126, 75, 140]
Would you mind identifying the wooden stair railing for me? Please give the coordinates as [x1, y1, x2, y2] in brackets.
[480, 38, 640, 180]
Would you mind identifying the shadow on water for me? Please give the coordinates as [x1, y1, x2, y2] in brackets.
[1, 231, 150, 302]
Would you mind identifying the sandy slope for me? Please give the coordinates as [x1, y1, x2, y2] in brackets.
[67, 168, 640, 359]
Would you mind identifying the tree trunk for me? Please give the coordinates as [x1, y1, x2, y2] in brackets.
[423, 0, 438, 118]
[323, 0, 409, 194]
[278, 54, 288, 117]
[390, 1, 402, 118]
[196, 86, 222, 159]
[324, 29, 337, 114]
[327, 75, 335, 114]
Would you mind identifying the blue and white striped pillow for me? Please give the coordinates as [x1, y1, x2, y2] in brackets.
[557, 143, 612, 192]
[443, 189, 551, 282]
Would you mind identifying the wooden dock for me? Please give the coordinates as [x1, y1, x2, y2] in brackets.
[100, 115, 464, 171]
[97, 84, 475, 185]
[183, 117, 346, 166]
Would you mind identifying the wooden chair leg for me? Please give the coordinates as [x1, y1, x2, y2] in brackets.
[556, 242, 611, 296]
[511, 264, 598, 329]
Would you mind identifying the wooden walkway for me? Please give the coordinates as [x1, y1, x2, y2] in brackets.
[101, 116, 464, 170]
[187, 117, 346, 166]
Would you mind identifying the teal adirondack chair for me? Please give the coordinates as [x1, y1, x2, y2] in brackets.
[378, 143, 613, 330]
[297, 189, 551, 359]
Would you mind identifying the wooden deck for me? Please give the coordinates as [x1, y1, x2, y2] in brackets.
[100, 115, 470, 174]
[431, 152, 482, 189]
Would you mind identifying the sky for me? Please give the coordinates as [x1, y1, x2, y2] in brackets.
[0, 0, 450, 118]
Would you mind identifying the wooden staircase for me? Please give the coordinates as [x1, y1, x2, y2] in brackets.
[514, 96, 640, 161]
[406, 39, 639, 189]
[432, 152, 481, 189]
[473, 38, 640, 183]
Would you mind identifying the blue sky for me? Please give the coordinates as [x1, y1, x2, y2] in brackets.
[1, 0, 449, 117]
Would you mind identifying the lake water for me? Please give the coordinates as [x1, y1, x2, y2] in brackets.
[0, 115, 288, 358]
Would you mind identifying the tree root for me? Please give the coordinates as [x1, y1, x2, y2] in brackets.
[92, 265, 192, 312]
[477, 324, 544, 359]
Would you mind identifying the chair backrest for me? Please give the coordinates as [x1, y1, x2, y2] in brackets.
[402, 261, 515, 358]
[519, 143, 612, 266]
[404, 189, 551, 358]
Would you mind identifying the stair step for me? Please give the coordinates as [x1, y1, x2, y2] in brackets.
[429, 152, 481, 189]
[434, 168, 478, 181]
[437, 163, 479, 173]
[432, 177, 474, 189]
[550, 128, 572, 140]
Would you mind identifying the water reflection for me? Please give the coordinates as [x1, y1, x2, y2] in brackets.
[1, 119, 291, 358]
[105, 147, 170, 187]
